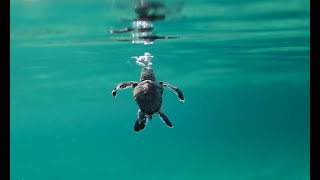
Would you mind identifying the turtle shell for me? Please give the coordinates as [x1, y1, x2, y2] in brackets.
[133, 80, 163, 115]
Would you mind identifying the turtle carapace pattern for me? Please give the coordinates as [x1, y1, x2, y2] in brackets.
[112, 67, 185, 132]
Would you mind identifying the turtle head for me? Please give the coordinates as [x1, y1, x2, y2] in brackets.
[140, 67, 156, 81]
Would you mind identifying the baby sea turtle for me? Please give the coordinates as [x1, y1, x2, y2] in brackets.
[112, 67, 185, 132]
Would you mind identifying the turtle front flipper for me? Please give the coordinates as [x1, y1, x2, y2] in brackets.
[112, 81, 138, 97]
[158, 111, 173, 128]
[134, 110, 147, 132]
[159, 81, 185, 102]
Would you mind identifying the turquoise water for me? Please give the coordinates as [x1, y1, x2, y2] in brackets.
[10, 0, 310, 179]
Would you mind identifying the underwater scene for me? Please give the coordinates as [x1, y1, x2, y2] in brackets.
[10, 0, 310, 179]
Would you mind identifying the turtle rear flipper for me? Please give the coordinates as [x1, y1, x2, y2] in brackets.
[134, 110, 147, 132]
[134, 119, 146, 132]
[159, 111, 173, 128]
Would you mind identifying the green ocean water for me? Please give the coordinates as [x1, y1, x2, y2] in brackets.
[10, 0, 310, 179]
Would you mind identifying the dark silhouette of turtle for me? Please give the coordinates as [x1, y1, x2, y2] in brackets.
[112, 67, 184, 132]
